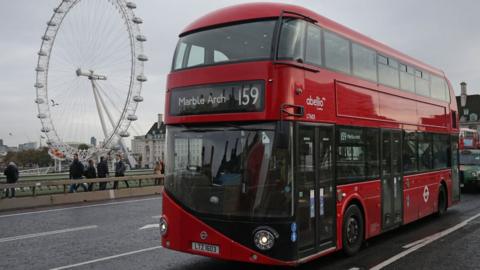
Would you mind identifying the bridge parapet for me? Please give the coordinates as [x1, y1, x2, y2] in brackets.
[0, 174, 163, 211]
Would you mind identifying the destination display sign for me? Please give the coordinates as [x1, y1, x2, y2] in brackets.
[170, 81, 264, 116]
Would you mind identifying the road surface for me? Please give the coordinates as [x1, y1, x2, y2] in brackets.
[0, 193, 479, 270]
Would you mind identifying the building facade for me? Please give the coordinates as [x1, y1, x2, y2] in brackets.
[18, 142, 38, 151]
[131, 114, 166, 168]
[456, 82, 480, 131]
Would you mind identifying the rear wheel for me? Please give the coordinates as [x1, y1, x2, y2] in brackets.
[342, 204, 364, 256]
[437, 185, 447, 216]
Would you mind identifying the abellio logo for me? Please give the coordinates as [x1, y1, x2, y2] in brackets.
[306, 96, 326, 111]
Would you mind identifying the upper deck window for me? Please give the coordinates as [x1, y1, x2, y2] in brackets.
[352, 43, 377, 82]
[415, 69, 430, 97]
[172, 20, 276, 71]
[324, 31, 350, 74]
[278, 19, 306, 61]
[378, 55, 400, 88]
[400, 63, 415, 92]
[305, 24, 322, 66]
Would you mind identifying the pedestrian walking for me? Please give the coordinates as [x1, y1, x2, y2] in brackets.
[3, 162, 19, 198]
[84, 159, 97, 191]
[69, 153, 87, 192]
[153, 160, 164, 185]
[97, 156, 109, 190]
[113, 154, 128, 189]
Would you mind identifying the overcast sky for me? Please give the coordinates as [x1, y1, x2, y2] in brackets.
[1, 0, 479, 147]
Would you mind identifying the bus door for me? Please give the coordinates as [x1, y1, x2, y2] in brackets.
[296, 124, 336, 253]
[381, 130, 403, 230]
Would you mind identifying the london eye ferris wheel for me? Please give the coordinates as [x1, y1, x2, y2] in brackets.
[34, 0, 147, 162]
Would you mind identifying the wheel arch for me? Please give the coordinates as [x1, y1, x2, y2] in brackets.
[339, 195, 368, 249]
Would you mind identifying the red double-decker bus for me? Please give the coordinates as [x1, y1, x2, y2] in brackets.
[460, 128, 479, 149]
[160, 3, 460, 266]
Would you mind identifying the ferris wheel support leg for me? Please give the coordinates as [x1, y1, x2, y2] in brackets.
[92, 81, 137, 168]
[91, 81, 109, 139]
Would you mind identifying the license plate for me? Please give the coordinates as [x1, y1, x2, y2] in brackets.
[191, 242, 219, 254]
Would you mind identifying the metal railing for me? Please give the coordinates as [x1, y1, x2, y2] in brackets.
[0, 174, 163, 198]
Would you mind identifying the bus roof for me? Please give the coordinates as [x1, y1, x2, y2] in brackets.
[181, 2, 445, 77]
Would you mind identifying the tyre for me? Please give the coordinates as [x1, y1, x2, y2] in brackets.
[342, 204, 364, 256]
[437, 185, 447, 217]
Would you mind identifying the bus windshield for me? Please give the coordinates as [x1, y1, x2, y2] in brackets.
[165, 122, 293, 218]
[460, 150, 480, 165]
[172, 20, 276, 70]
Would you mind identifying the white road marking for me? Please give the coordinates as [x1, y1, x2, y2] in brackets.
[151, 215, 161, 219]
[0, 197, 161, 219]
[401, 238, 428, 249]
[370, 212, 480, 270]
[139, 224, 159, 230]
[49, 245, 162, 270]
[0, 225, 97, 243]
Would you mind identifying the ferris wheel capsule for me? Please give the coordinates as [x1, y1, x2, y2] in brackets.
[119, 131, 130, 137]
[136, 74, 147, 82]
[132, 17, 143, 24]
[126, 2, 137, 9]
[133, 96, 144, 102]
[137, 54, 148, 61]
[37, 113, 47, 119]
[136, 35, 147, 42]
[127, 114, 138, 121]
[35, 98, 45, 104]
[41, 127, 51, 133]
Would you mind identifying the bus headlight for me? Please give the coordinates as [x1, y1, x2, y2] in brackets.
[159, 216, 168, 236]
[253, 228, 276, 251]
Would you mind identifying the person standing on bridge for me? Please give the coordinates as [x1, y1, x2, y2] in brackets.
[69, 153, 87, 193]
[153, 160, 164, 185]
[97, 156, 109, 190]
[3, 162, 19, 198]
[84, 159, 97, 191]
[113, 154, 128, 189]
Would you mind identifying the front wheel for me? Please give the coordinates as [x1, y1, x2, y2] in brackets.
[437, 185, 447, 217]
[342, 204, 364, 256]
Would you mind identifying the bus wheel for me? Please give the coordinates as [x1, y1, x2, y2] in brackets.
[342, 204, 364, 256]
[437, 185, 447, 217]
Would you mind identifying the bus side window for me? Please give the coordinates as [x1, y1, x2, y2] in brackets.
[352, 43, 377, 82]
[305, 23, 322, 66]
[324, 31, 350, 74]
[403, 131, 418, 173]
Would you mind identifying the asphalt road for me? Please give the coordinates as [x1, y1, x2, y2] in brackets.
[0, 193, 479, 270]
